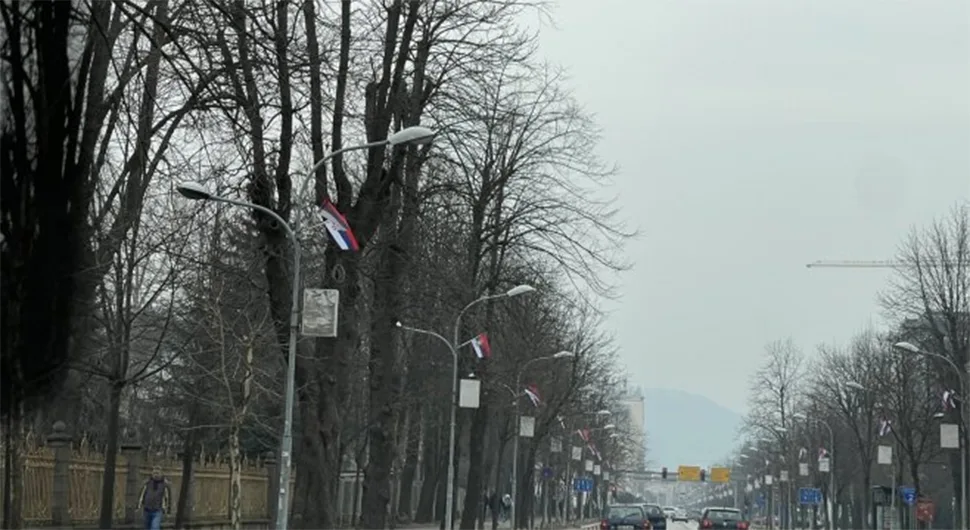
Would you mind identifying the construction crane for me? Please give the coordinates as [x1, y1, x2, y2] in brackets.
[806, 260, 969, 269]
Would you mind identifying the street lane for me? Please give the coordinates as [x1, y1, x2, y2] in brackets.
[666, 520, 695, 530]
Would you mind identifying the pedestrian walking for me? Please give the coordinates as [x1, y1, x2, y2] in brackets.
[488, 491, 500, 530]
[137, 466, 171, 530]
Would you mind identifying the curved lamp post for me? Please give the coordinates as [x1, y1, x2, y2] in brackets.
[792, 412, 835, 530]
[399, 283, 534, 530]
[511, 351, 574, 530]
[894, 341, 968, 530]
[176, 124, 436, 530]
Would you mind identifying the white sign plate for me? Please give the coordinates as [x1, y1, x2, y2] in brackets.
[572, 446, 582, 461]
[877, 445, 893, 464]
[519, 416, 535, 438]
[818, 457, 830, 472]
[550, 436, 562, 453]
[301, 288, 339, 337]
[941, 423, 960, 449]
[458, 379, 481, 408]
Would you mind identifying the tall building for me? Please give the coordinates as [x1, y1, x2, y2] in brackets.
[617, 390, 647, 471]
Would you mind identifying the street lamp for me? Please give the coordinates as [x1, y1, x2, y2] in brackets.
[432, 284, 535, 530]
[511, 351, 575, 530]
[792, 412, 835, 530]
[177, 181, 303, 529]
[177, 125, 437, 530]
[893, 341, 968, 530]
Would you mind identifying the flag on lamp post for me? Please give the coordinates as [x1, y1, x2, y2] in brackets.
[470, 333, 491, 359]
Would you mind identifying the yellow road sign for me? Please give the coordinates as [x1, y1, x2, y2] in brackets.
[711, 467, 731, 483]
[678, 465, 701, 481]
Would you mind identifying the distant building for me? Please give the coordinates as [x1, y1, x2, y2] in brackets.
[617, 390, 647, 471]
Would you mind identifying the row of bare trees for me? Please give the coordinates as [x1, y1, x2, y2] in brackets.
[732, 206, 969, 529]
[1, 1, 640, 529]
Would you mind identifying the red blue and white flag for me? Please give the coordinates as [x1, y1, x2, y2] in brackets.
[818, 447, 829, 460]
[943, 390, 958, 411]
[878, 419, 892, 437]
[798, 447, 807, 460]
[578, 428, 591, 443]
[524, 384, 542, 407]
[319, 199, 359, 251]
[470, 333, 491, 359]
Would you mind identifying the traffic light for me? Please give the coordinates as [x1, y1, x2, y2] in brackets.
[661, 466, 668, 480]
[700, 469, 707, 482]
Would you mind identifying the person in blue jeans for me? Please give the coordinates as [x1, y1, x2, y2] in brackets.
[137, 466, 171, 530]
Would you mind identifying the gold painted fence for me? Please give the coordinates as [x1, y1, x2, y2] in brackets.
[1, 430, 277, 527]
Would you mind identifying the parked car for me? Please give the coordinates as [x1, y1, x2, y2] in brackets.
[698, 507, 748, 530]
[663, 507, 677, 519]
[601, 504, 649, 530]
[672, 507, 689, 522]
[641, 503, 666, 530]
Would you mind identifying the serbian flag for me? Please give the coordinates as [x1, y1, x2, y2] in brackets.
[818, 448, 829, 460]
[798, 447, 807, 460]
[319, 199, 360, 251]
[470, 333, 491, 359]
[524, 384, 542, 407]
[943, 390, 959, 411]
[557, 415, 567, 430]
[577, 428, 591, 443]
[878, 419, 893, 437]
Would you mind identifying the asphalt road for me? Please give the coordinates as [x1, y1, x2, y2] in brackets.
[666, 521, 696, 530]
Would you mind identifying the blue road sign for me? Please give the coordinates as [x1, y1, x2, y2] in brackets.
[900, 487, 917, 506]
[756, 493, 766, 508]
[799, 487, 823, 505]
[574, 478, 594, 492]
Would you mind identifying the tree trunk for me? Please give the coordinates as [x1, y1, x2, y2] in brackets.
[174, 427, 196, 529]
[98, 379, 124, 529]
[398, 403, 421, 521]
[361, 237, 409, 528]
[416, 419, 444, 522]
[460, 401, 491, 529]
[228, 421, 243, 530]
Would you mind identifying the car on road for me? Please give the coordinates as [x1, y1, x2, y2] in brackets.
[698, 507, 748, 530]
[662, 506, 677, 520]
[671, 507, 688, 522]
[641, 503, 666, 530]
[600, 504, 649, 530]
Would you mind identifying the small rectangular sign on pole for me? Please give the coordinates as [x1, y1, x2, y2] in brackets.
[779, 470, 789, 482]
[571, 446, 582, 461]
[301, 288, 339, 337]
[799, 463, 809, 477]
[818, 457, 830, 472]
[877, 445, 893, 465]
[593, 465, 601, 476]
[519, 416, 535, 438]
[585, 460, 593, 472]
[458, 379, 481, 408]
[764, 475, 773, 485]
[941, 423, 960, 449]
[550, 437, 562, 453]
[603, 471, 610, 481]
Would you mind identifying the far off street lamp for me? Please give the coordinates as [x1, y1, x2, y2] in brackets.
[894, 341, 968, 530]
[511, 351, 575, 530]
[176, 124, 437, 530]
[400, 282, 534, 530]
[792, 412, 835, 530]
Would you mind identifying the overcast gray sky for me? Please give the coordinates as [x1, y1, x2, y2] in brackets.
[533, 1, 970, 413]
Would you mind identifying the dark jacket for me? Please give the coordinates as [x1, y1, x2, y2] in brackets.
[138, 478, 171, 512]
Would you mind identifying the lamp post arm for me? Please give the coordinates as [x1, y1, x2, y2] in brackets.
[453, 292, 507, 346]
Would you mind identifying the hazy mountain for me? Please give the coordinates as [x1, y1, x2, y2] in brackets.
[642, 388, 744, 470]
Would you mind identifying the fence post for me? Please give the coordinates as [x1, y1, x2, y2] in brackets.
[264, 450, 278, 524]
[47, 421, 72, 526]
[121, 438, 144, 524]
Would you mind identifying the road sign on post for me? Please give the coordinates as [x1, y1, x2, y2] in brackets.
[900, 487, 916, 506]
[799, 487, 823, 505]
[678, 465, 701, 481]
[711, 467, 731, 483]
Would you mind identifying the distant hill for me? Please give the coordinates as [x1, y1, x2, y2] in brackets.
[642, 388, 743, 470]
